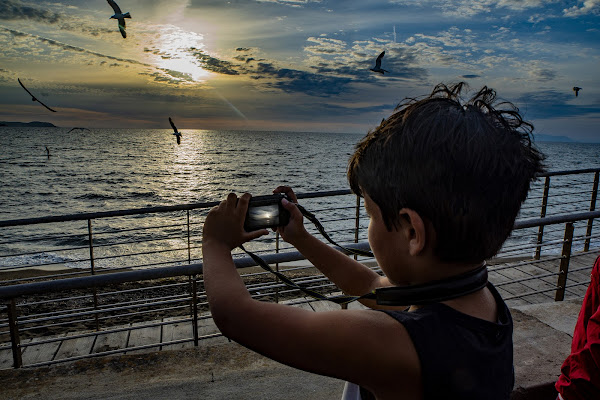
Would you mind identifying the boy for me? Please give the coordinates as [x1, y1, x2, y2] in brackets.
[202, 83, 545, 399]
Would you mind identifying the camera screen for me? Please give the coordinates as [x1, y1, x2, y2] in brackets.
[245, 204, 280, 231]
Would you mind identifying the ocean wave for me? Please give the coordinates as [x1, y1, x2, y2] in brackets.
[129, 191, 158, 198]
[75, 193, 117, 200]
[0, 252, 74, 270]
[231, 173, 255, 179]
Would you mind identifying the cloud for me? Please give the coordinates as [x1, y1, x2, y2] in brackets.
[303, 36, 427, 81]
[461, 74, 481, 78]
[1, 27, 149, 67]
[389, 0, 562, 18]
[189, 48, 239, 75]
[139, 71, 188, 84]
[254, 0, 322, 7]
[252, 61, 353, 96]
[304, 37, 347, 54]
[531, 68, 556, 82]
[0, 0, 61, 23]
[0, 66, 16, 83]
[563, 0, 600, 17]
[0, 0, 115, 38]
[517, 89, 600, 119]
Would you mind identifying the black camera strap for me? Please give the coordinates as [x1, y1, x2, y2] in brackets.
[239, 243, 367, 305]
[295, 203, 375, 258]
[239, 202, 488, 306]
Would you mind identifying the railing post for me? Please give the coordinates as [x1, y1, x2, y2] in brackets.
[555, 222, 574, 301]
[191, 276, 199, 346]
[187, 210, 192, 263]
[187, 211, 199, 345]
[584, 171, 599, 252]
[354, 195, 360, 261]
[87, 219, 100, 331]
[535, 176, 550, 260]
[343, 196, 362, 310]
[7, 300, 23, 368]
[275, 232, 280, 304]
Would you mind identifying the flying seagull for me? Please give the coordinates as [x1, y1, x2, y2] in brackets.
[573, 87, 582, 97]
[107, 0, 131, 39]
[169, 117, 182, 145]
[68, 127, 90, 133]
[18, 78, 57, 112]
[370, 51, 388, 74]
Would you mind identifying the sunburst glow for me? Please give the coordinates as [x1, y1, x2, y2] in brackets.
[153, 26, 211, 82]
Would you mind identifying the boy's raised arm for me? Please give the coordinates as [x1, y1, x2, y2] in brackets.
[201, 193, 420, 398]
[273, 186, 392, 302]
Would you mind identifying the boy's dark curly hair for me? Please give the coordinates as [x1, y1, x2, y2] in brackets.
[348, 82, 546, 263]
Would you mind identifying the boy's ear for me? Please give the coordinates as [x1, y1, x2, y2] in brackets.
[398, 208, 427, 256]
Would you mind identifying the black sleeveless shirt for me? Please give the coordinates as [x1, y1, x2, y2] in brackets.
[376, 283, 513, 400]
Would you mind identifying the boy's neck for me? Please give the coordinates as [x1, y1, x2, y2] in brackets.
[390, 256, 484, 287]
[375, 261, 488, 307]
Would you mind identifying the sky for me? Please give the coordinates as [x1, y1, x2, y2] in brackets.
[0, 0, 599, 142]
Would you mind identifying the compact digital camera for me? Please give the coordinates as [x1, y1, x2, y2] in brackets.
[244, 193, 291, 231]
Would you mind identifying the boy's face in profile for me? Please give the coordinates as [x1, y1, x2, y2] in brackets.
[364, 193, 405, 283]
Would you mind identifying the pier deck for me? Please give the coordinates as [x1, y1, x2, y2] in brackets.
[0, 250, 598, 398]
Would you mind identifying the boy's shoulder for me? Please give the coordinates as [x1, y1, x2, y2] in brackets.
[373, 286, 513, 398]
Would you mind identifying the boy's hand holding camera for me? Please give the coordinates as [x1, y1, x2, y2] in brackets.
[272, 185, 308, 243]
[202, 192, 269, 251]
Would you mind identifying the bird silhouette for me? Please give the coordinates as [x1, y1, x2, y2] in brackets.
[18, 78, 57, 112]
[107, 0, 131, 38]
[370, 51, 388, 74]
[68, 127, 90, 133]
[169, 117, 182, 145]
[573, 87, 582, 97]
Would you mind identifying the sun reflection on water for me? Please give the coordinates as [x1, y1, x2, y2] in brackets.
[161, 129, 217, 202]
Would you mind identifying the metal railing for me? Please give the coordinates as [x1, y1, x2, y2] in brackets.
[533, 168, 599, 258]
[0, 168, 599, 369]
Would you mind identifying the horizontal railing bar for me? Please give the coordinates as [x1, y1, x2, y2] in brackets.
[19, 295, 193, 325]
[82, 235, 188, 250]
[22, 334, 222, 369]
[0, 236, 89, 247]
[15, 317, 196, 349]
[538, 167, 600, 177]
[18, 293, 192, 325]
[0, 270, 89, 285]
[1, 171, 596, 229]
[21, 280, 189, 308]
[0, 258, 87, 270]
[0, 242, 372, 299]
[18, 303, 196, 334]
[502, 280, 590, 301]
[489, 255, 564, 271]
[513, 210, 600, 229]
[91, 222, 187, 236]
[0, 189, 352, 228]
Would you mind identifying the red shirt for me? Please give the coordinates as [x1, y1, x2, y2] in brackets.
[556, 255, 600, 399]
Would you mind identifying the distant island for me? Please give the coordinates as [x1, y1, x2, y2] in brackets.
[533, 134, 577, 143]
[0, 121, 58, 127]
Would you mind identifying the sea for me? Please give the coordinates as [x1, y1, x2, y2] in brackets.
[1, 128, 599, 271]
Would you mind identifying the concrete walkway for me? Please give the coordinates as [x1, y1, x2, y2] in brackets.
[0, 297, 583, 399]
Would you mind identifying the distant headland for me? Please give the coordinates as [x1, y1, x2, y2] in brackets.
[0, 121, 58, 127]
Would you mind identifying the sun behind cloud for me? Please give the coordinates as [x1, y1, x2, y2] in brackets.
[148, 25, 211, 82]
